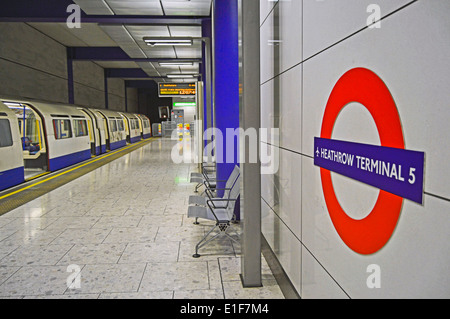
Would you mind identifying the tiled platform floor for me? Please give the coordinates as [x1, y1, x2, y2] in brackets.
[0, 138, 284, 299]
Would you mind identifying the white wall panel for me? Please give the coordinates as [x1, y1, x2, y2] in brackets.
[260, 79, 274, 144]
[303, 0, 412, 59]
[260, 0, 278, 25]
[276, 0, 302, 73]
[260, 0, 303, 83]
[260, 65, 302, 152]
[260, 9, 275, 84]
[301, 246, 349, 299]
[261, 198, 301, 294]
[261, 144, 302, 239]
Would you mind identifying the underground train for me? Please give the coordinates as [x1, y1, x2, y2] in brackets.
[0, 97, 152, 191]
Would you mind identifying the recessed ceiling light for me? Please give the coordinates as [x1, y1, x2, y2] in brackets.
[159, 62, 194, 67]
[144, 37, 193, 47]
[166, 74, 196, 79]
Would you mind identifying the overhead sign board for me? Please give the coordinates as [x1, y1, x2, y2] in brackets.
[158, 83, 196, 97]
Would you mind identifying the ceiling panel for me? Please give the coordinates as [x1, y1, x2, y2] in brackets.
[105, 0, 164, 15]
[126, 25, 170, 42]
[161, 0, 212, 15]
[136, 62, 163, 77]
[168, 25, 202, 37]
[173, 46, 202, 58]
[179, 63, 200, 72]
[29, 23, 117, 47]
[73, 0, 114, 15]
[99, 25, 147, 58]
[64, 24, 118, 46]
[142, 47, 178, 59]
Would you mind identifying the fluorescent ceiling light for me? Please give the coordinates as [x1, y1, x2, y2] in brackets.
[144, 37, 193, 47]
[167, 74, 196, 79]
[159, 62, 194, 67]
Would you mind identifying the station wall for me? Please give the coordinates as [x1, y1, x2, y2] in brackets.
[0, 22, 138, 113]
[260, 0, 450, 298]
[0, 23, 68, 103]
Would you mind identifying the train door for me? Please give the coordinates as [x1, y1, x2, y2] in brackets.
[137, 116, 143, 139]
[95, 111, 110, 151]
[109, 118, 118, 146]
[116, 117, 126, 143]
[79, 109, 97, 156]
[3, 102, 48, 179]
[121, 114, 131, 144]
[0, 103, 24, 190]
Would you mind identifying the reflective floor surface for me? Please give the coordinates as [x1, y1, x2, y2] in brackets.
[0, 138, 284, 299]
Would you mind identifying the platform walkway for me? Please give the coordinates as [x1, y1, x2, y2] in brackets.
[0, 138, 283, 299]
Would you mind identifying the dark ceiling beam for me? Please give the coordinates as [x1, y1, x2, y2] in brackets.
[105, 68, 151, 79]
[126, 80, 159, 89]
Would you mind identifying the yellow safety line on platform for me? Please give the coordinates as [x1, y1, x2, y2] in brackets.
[0, 138, 154, 201]
[25, 171, 51, 182]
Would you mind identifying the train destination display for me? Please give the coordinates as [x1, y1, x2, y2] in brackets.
[159, 83, 196, 97]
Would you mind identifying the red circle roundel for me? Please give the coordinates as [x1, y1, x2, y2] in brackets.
[320, 67, 404, 255]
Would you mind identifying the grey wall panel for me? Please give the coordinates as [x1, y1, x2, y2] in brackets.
[0, 59, 68, 103]
[126, 88, 139, 113]
[107, 78, 125, 97]
[0, 23, 67, 79]
[0, 22, 68, 103]
[107, 94, 126, 112]
[73, 82, 105, 109]
[73, 61, 104, 92]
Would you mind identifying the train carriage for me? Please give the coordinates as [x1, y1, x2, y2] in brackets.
[136, 114, 152, 139]
[32, 101, 92, 172]
[119, 112, 142, 144]
[94, 109, 127, 151]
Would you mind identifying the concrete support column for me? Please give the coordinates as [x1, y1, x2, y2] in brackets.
[238, 0, 262, 288]
[213, 0, 240, 198]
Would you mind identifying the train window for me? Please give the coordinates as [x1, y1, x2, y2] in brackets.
[53, 119, 72, 139]
[117, 120, 124, 131]
[73, 119, 88, 137]
[0, 119, 13, 148]
[109, 119, 117, 132]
